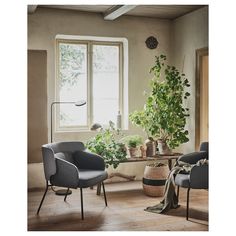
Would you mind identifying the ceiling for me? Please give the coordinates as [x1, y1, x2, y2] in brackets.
[30, 5, 206, 20]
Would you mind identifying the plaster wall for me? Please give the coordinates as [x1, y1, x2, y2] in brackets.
[28, 50, 48, 163]
[171, 6, 208, 153]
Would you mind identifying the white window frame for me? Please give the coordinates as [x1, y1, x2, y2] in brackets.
[55, 35, 128, 132]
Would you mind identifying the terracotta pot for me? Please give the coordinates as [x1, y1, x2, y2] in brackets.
[128, 147, 140, 158]
[157, 139, 172, 155]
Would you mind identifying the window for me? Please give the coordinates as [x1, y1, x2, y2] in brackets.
[56, 36, 128, 131]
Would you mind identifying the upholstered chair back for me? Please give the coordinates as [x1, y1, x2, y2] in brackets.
[41, 141, 85, 181]
[200, 142, 209, 159]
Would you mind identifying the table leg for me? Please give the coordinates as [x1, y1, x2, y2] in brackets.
[168, 159, 172, 170]
[96, 183, 101, 195]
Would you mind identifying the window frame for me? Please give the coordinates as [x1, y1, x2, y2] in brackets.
[55, 38, 125, 132]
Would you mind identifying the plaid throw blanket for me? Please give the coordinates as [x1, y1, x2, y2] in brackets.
[144, 159, 208, 214]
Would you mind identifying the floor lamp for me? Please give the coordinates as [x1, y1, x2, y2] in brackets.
[50, 100, 86, 195]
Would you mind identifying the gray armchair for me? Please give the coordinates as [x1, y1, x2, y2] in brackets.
[175, 142, 208, 220]
[37, 141, 108, 220]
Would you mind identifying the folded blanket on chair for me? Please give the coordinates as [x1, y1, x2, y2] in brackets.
[144, 159, 208, 214]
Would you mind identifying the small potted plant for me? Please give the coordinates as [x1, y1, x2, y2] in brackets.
[121, 135, 143, 158]
[129, 111, 157, 156]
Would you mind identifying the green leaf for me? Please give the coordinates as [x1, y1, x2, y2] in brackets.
[185, 92, 190, 96]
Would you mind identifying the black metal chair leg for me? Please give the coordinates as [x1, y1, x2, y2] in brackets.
[37, 182, 49, 214]
[102, 182, 107, 206]
[186, 188, 190, 220]
[80, 188, 84, 220]
[64, 188, 70, 202]
[177, 185, 180, 200]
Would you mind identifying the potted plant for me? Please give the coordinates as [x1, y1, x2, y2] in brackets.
[121, 135, 143, 158]
[129, 54, 190, 154]
[129, 110, 157, 156]
[86, 121, 127, 169]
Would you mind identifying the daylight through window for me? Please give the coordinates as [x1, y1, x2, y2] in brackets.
[56, 38, 125, 131]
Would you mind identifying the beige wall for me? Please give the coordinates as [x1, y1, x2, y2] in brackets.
[171, 6, 208, 153]
[27, 6, 208, 188]
[28, 50, 48, 163]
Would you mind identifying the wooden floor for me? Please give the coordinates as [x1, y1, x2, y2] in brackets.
[28, 181, 208, 231]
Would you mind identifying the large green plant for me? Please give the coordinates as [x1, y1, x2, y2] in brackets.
[129, 55, 190, 149]
[86, 122, 127, 169]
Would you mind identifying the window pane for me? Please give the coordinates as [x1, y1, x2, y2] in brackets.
[59, 43, 87, 127]
[92, 45, 119, 126]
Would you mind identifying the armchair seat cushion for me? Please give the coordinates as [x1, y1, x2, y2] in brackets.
[78, 169, 108, 188]
[175, 174, 190, 188]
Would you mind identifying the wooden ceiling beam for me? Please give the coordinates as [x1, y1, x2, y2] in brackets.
[104, 5, 137, 20]
[28, 5, 38, 14]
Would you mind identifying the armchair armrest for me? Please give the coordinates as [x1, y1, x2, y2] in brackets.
[42, 146, 56, 181]
[73, 150, 105, 170]
[189, 165, 208, 189]
[178, 151, 208, 165]
[50, 157, 80, 189]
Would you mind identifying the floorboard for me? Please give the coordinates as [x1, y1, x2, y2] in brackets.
[28, 181, 208, 231]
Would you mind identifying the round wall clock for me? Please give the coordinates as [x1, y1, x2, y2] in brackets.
[145, 36, 158, 49]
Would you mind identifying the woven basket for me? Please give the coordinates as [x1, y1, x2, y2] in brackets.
[142, 164, 169, 197]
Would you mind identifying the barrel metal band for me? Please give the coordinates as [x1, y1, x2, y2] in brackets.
[142, 178, 166, 186]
